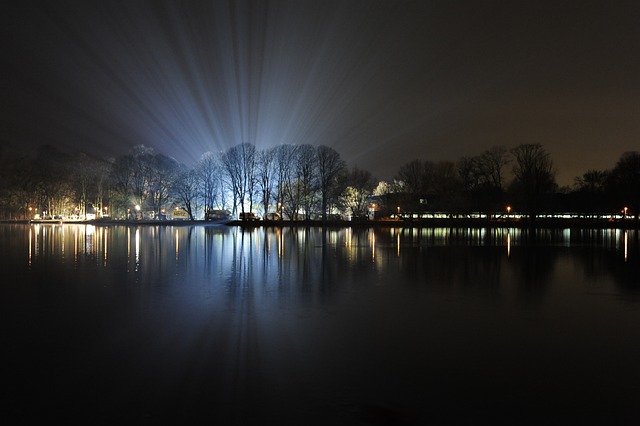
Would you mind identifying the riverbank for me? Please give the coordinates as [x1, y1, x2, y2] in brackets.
[3, 217, 639, 229]
[234, 218, 640, 229]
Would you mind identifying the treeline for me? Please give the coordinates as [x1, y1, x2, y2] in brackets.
[0, 142, 638, 220]
[0, 143, 362, 220]
[382, 144, 640, 220]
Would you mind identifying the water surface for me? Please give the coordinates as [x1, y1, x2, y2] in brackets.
[2, 224, 640, 424]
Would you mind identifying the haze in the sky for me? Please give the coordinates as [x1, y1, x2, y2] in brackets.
[3, 0, 640, 186]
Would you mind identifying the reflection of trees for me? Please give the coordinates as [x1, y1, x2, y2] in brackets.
[276, 227, 341, 303]
[573, 229, 640, 298]
[379, 229, 505, 297]
[204, 225, 234, 284]
[83, 226, 640, 309]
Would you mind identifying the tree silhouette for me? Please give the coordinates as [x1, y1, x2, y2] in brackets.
[509, 144, 556, 221]
[316, 145, 346, 220]
[607, 151, 640, 218]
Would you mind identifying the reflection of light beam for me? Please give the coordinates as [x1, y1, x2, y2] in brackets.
[28, 227, 32, 267]
[371, 231, 375, 263]
[86, 225, 95, 255]
[74, 226, 78, 263]
[175, 229, 179, 261]
[507, 231, 511, 257]
[104, 228, 108, 267]
[277, 228, 283, 258]
[135, 228, 140, 271]
[624, 230, 628, 262]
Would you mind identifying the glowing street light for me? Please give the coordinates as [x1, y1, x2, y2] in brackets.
[623, 206, 628, 218]
[506, 205, 512, 216]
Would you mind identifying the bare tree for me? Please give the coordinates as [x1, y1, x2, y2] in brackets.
[197, 151, 224, 212]
[128, 145, 155, 214]
[394, 159, 436, 213]
[431, 161, 459, 196]
[575, 169, 608, 193]
[607, 152, 640, 218]
[3, 155, 38, 219]
[108, 154, 137, 218]
[510, 143, 556, 220]
[296, 145, 318, 220]
[33, 145, 74, 218]
[317, 145, 346, 220]
[274, 144, 299, 219]
[395, 159, 431, 194]
[457, 148, 509, 215]
[173, 164, 200, 220]
[478, 145, 510, 191]
[222, 143, 257, 217]
[147, 153, 179, 217]
[457, 156, 481, 193]
[256, 147, 276, 216]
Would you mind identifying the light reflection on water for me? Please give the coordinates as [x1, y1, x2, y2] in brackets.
[2, 224, 640, 424]
[15, 225, 638, 268]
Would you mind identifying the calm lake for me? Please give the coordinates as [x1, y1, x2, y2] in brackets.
[2, 224, 640, 425]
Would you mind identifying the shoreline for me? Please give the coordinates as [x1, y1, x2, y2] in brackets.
[2, 217, 639, 229]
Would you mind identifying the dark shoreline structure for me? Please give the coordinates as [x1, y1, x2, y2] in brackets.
[6, 217, 640, 229]
[231, 218, 640, 229]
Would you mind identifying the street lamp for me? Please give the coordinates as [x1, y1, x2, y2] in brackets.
[623, 206, 628, 218]
[506, 205, 512, 216]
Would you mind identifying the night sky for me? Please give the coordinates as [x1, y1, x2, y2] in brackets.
[3, 0, 640, 186]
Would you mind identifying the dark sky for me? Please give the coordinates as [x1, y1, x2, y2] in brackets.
[3, 0, 640, 185]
